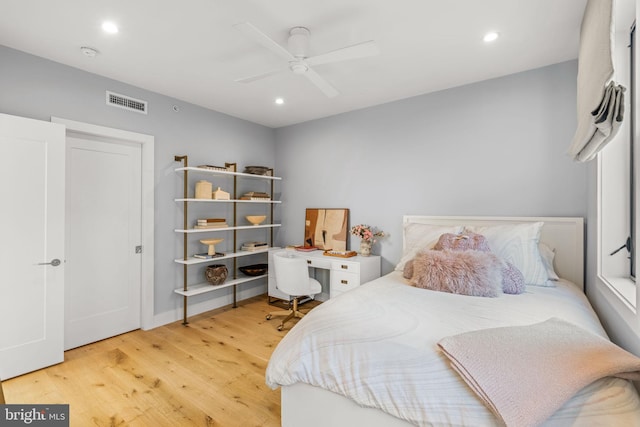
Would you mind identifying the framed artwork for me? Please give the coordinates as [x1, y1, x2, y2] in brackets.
[304, 208, 349, 251]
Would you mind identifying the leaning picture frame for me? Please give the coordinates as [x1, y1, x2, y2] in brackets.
[304, 208, 349, 251]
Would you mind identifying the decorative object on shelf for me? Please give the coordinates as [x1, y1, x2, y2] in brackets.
[350, 224, 385, 257]
[205, 264, 228, 286]
[244, 165, 272, 176]
[195, 180, 213, 199]
[200, 238, 224, 256]
[246, 215, 267, 225]
[212, 187, 230, 200]
[241, 241, 268, 251]
[239, 263, 268, 276]
[304, 208, 349, 251]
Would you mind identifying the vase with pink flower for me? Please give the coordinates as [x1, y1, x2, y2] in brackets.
[350, 224, 385, 257]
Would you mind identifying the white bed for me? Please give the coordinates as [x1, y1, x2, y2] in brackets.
[266, 216, 640, 427]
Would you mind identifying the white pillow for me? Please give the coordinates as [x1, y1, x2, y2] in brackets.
[539, 242, 560, 281]
[395, 223, 463, 271]
[464, 222, 548, 286]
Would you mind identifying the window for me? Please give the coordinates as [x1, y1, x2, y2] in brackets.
[598, 19, 635, 306]
[631, 21, 636, 280]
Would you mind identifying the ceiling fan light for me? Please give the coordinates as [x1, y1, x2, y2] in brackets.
[290, 62, 308, 74]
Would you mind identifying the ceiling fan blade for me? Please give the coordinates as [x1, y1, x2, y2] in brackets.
[233, 22, 294, 61]
[307, 40, 379, 66]
[235, 68, 285, 83]
[304, 68, 339, 98]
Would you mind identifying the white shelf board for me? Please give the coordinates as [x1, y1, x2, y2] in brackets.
[174, 274, 267, 296]
[175, 166, 281, 180]
[234, 199, 281, 204]
[175, 224, 281, 233]
[174, 247, 276, 265]
[174, 198, 281, 204]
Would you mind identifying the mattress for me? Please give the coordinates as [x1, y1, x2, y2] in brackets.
[266, 271, 640, 426]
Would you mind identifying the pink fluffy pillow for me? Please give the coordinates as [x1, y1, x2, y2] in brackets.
[403, 259, 415, 280]
[410, 250, 503, 297]
[430, 232, 525, 295]
[433, 232, 491, 252]
[502, 261, 526, 294]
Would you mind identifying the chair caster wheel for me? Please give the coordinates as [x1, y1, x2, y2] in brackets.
[277, 324, 284, 331]
[266, 314, 272, 320]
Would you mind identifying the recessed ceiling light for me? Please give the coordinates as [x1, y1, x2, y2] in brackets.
[102, 21, 119, 34]
[483, 32, 499, 43]
[275, 98, 284, 105]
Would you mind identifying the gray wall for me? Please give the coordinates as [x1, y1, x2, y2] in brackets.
[275, 60, 587, 274]
[0, 44, 590, 324]
[0, 45, 277, 319]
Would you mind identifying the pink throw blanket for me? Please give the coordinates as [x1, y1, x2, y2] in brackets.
[438, 318, 640, 427]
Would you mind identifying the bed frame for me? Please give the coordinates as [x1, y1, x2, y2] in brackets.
[280, 216, 585, 427]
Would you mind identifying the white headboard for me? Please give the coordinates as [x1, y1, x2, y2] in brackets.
[403, 216, 585, 290]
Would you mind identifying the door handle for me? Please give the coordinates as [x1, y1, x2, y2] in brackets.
[38, 259, 61, 266]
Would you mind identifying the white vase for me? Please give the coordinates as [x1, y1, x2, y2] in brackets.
[360, 240, 372, 256]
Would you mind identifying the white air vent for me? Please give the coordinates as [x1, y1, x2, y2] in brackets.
[106, 91, 148, 114]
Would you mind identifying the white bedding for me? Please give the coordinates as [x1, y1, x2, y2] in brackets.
[266, 271, 640, 426]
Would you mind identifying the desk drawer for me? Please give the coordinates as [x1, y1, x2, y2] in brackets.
[305, 257, 332, 269]
[331, 261, 359, 274]
[330, 271, 360, 296]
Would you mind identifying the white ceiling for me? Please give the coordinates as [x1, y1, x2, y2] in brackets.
[0, 0, 587, 128]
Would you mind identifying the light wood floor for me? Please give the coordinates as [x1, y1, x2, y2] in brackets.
[3, 295, 320, 427]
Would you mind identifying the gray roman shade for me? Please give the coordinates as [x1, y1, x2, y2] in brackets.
[568, 0, 625, 162]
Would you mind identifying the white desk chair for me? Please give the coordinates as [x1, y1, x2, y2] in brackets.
[267, 252, 322, 331]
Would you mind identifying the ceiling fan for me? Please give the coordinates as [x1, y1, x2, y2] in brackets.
[233, 22, 380, 98]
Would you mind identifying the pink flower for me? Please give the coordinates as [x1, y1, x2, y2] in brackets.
[350, 224, 385, 243]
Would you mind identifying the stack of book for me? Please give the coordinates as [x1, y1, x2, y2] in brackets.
[241, 241, 268, 251]
[193, 252, 225, 259]
[194, 218, 228, 229]
[239, 191, 270, 201]
[197, 164, 231, 172]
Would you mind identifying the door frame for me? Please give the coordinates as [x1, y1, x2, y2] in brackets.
[51, 117, 155, 330]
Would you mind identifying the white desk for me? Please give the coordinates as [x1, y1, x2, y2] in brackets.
[268, 248, 381, 301]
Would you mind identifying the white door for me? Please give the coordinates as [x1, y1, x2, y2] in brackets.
[0, 114, 65, 380]
[64, 136, 142, 350]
